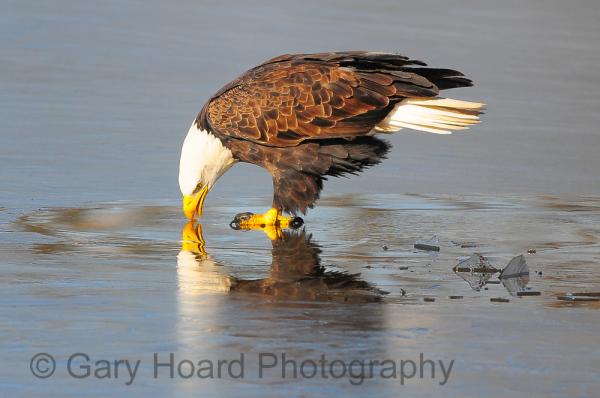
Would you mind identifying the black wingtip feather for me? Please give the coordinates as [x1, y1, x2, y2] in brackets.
[403, 67, 474, 90]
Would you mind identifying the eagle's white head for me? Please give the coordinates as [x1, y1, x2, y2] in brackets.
[178, 123, 236, 219]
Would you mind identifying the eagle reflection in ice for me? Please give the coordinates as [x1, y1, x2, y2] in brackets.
[177, 222, 386, 303]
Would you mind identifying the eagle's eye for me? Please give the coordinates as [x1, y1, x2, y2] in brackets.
[192, 183, 205, 194]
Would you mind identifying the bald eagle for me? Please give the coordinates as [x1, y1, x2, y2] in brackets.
[179, 51, 483, 228]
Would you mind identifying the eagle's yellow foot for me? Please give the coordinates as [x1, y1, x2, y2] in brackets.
[230, 208, 303, 239]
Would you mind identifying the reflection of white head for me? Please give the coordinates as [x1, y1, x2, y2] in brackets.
[176, 250, 235, 295]
[178, 123, 236, 196]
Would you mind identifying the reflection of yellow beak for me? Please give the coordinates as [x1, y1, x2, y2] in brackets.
[182, 185, 209, 220]
[181, 221, 206, 255]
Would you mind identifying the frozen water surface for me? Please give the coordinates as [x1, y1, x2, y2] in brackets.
[2, 194, 600, 397]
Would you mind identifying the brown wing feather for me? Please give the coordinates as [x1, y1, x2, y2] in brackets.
[197, 52, 442, 147]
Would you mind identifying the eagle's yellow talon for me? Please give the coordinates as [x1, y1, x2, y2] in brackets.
[236, 208, 289, 228]
[262, 225, 283, 241]
[230, 208, 303, 240]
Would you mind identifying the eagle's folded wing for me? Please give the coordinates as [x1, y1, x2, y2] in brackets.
[198, 52, 470, 147]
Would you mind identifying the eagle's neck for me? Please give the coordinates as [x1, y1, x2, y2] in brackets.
[178, 124, 236, 195]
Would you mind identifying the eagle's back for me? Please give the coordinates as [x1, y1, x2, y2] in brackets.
[196, 51, 478, 147]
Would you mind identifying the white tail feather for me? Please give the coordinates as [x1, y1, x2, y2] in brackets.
[375, 97, 485, 135]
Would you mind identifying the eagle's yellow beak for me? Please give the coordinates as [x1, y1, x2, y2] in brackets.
[182, 185, 209, 219]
